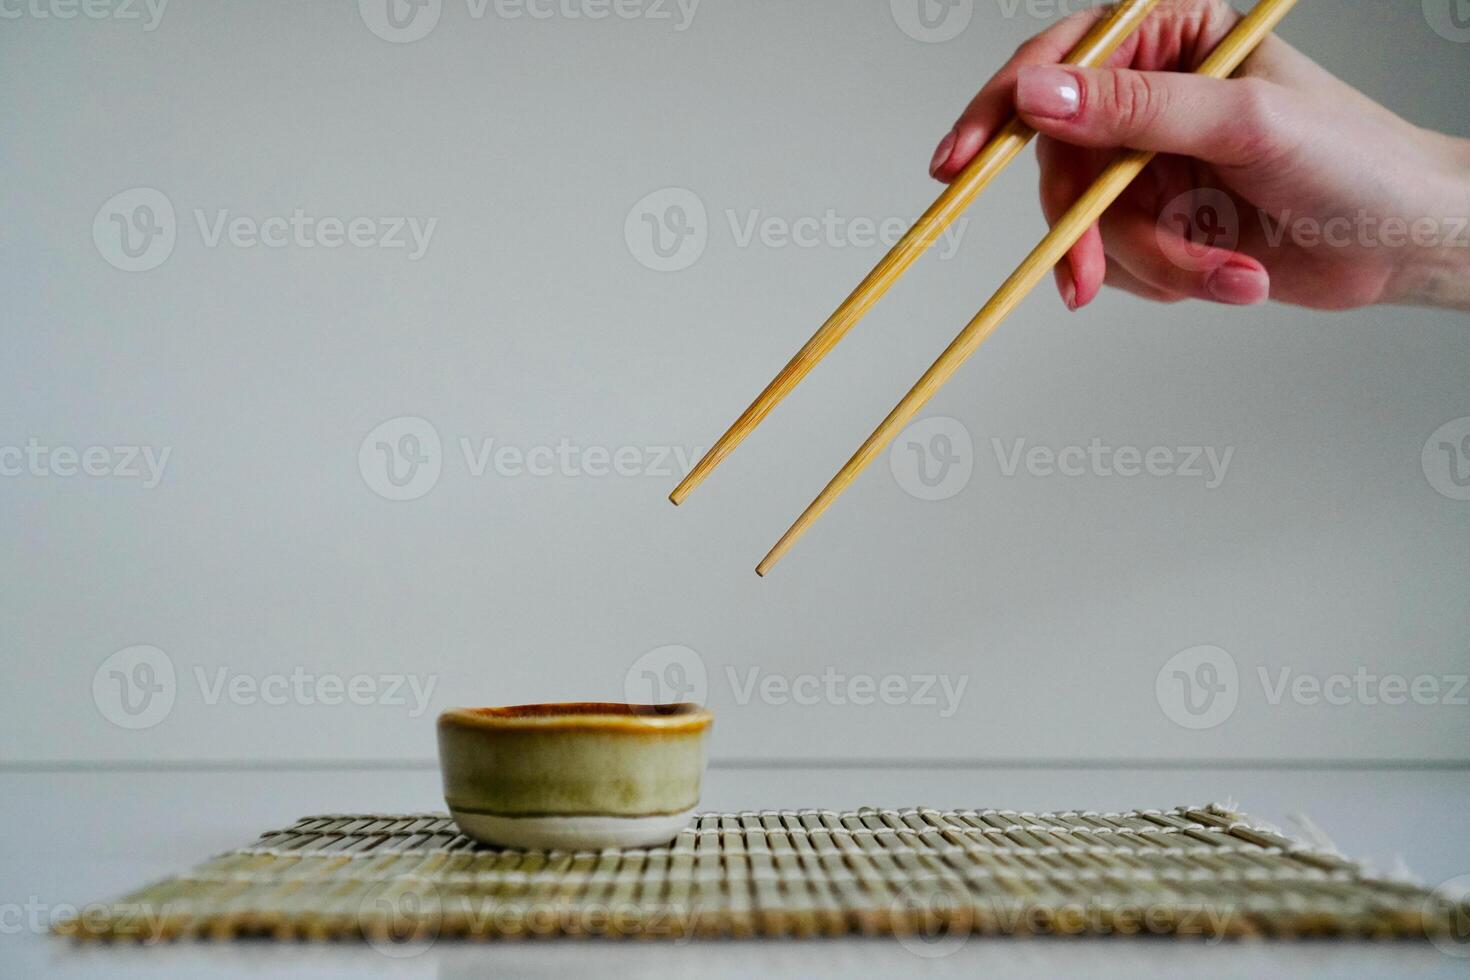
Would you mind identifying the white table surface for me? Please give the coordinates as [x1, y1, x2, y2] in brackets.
[4, 764, 1468, 978]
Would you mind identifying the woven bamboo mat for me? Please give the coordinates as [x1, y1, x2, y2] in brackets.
[55, 804, 1461, 945]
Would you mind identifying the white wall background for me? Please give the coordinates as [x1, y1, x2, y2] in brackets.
[2, 0, 1467, 765]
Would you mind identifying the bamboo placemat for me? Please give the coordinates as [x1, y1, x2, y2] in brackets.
[55, 804, 1462, 945]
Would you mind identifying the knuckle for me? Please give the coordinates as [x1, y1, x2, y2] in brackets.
[1097, 70, 1166, 134]
[1170, 0, 1232, 33]
[1183, 0, 1230, 20]
[1198, 0, 1237, 29]
[1233, 76, 1274, 118]
[1227, 78, 1287, 164]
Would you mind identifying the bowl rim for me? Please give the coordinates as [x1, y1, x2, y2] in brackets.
[439, 702, 713, 733]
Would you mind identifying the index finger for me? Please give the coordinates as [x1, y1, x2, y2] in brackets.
[932, 5, 1144, 182]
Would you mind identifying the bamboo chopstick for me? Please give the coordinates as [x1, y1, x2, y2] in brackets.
[757, 0, 1300, 576]
[669, 0, 1164, 507]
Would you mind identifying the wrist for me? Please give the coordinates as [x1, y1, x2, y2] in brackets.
[1386, 135, 1470, 312]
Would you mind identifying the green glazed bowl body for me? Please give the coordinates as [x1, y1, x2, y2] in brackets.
[437, 703, 712, 819]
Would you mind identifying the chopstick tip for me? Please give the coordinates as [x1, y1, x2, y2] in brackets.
[669, 471, 699, 506]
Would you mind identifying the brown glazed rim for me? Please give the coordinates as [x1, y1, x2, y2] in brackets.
[439, 702, 713, 733]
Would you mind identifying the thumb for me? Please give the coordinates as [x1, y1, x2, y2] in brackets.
[1014, 65, 1293, 167]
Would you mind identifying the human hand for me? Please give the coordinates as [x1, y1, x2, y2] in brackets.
[928, 0, 1470, 312]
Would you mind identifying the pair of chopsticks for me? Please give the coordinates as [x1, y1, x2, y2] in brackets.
[673, 0, 1301, 575]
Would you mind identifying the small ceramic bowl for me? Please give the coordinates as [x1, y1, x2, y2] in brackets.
[437, 703, 712, 851]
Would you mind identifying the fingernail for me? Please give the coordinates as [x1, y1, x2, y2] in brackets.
[1061, 276, 1078, 311]
[929, 129, 957, 177]
[1206, 260, 1269, 305]
[1016, 66, 1080, 120]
